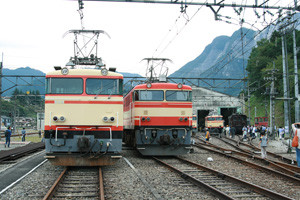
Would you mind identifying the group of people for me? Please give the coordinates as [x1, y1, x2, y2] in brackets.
[204, 124, 270, 159]
[240, 125, 271, 140]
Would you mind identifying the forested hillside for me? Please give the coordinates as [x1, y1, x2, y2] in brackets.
[246, 30, 300, 125]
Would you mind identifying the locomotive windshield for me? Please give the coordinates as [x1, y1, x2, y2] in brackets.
[166, 91, 192, 101]
[86, 78, 123, 95]
[46, 78, 83, 94]
[135, 90, 164, 101]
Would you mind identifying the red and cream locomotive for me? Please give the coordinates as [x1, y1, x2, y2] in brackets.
[44, 30, 123, 166]
[123, 82, 193, 156]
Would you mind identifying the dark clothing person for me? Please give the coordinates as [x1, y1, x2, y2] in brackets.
[230, 126, 236, 139]
[218, 126, 223, 138]
[5, 126, 12, 148]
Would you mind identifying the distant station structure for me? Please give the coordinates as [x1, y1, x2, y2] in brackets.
[192, 86, 244, 128]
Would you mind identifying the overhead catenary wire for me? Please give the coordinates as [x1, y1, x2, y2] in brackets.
[152, 0, 209, 58]
[154, 0, 296, 79]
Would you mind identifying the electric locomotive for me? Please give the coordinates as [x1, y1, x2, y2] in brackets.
[228, 113, 247, 134]
[205, 114, 224, 133]
[44, 30, 123, 166]
[123, 82, 193, 156]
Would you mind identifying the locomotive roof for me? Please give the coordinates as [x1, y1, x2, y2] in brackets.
[134, 83, 192, 90]
[46, 68, 123, 77]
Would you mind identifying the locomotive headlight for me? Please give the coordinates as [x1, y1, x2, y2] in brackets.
[110, 117, 115, 122]
[179, 117, 183, 121]
[61, 67, 69, 75]
[53, 116, 58, 121]
[172, 130, 178, 138]
[101, 68, 108, 76]
[142, 117, 146, 121]
[177, 83, 183, 89]
[60, 116, 66, 122]
[103, 116, 108, 122]
[184, 117, 188, 121]
[146, 82, 152, 88]
[146, 117, 151, 121]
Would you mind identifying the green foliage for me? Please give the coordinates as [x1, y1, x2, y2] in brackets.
[246, 30, 300, 126]
[2, 88, 44, 118]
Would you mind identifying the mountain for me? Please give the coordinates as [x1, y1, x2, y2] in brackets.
[170, 28, 256, 96]
[2, 67, 45, 96]
[1, 67, 142, 96]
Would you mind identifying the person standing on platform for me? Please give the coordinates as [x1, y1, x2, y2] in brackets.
[5, 126, 12, 148]
[258, 131, 268, 159]
[21, 128, 26, 142]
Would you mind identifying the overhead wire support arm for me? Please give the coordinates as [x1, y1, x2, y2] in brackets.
[84, 0, 297, 11]
[207, 4, 224, 20]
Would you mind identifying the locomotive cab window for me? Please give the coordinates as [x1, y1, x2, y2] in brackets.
[86, 79, 122, 95]
[207, 117, 215, 121]
[166, 91, 192, 101]
[46, 78, 83, 94]
[135, 90, 164, 101]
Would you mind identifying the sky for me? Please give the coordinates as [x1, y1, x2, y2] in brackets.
[0, 0, 296, 76]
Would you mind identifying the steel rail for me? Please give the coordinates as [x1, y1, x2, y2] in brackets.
[216, 136, 299, 166]
[99, 167, 105, 200]
[231, 135, 298, 165]
[176, 157, 294, 200]
[43, 167, 68, 200]
[152, 157, 234, 200]
[194, 143, 300, 184]
[0, 142, 45, 163]
[197, 138, 300, 174]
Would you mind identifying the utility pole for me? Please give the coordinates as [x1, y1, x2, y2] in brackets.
[247, 83, 251, 125]
[281, 33, 290, 135]
[0, 57, 2, 139]
[264, 63, 278, 140]
[293, 13, 299, 122]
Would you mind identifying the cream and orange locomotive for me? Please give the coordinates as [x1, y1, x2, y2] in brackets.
[123, 82, 193, 156]
[44, 30, 123, 166]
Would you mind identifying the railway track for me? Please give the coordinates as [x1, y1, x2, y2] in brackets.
[193, 140, 300, 183]
[205, 136, 300, 176]
[43, 167, 104, 200]
[218, 136, 297, 165]
[0, 142, 45, 164]
[153, 156, 293, 200]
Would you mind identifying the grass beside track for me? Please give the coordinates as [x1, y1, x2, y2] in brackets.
[11, 134, 43, 143]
